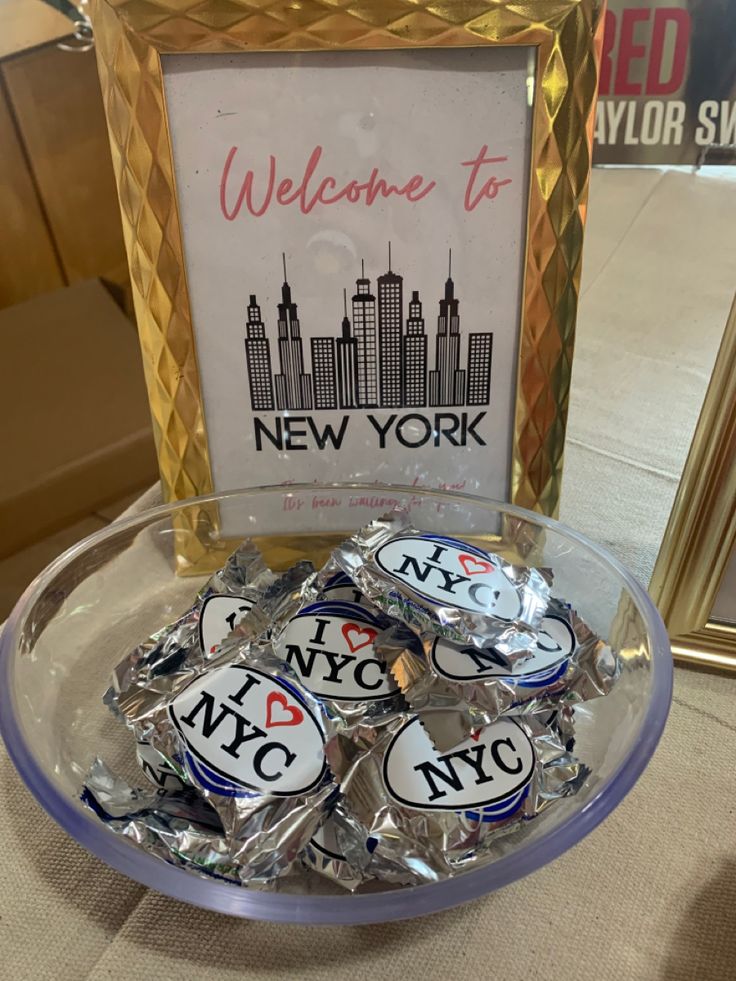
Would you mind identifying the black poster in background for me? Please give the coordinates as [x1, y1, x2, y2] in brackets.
[593, 0, 736, 165]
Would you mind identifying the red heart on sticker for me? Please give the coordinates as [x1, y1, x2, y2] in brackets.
[470, 729, 482, 743]
[459, 553, 494, 576]
[265, 691, 304, 729]
[342, 623, 377, 653]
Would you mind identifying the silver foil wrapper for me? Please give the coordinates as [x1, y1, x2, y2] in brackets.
[331, 509, 550, 659]
[105, 540, 277, 714]
[318, 567, 377, 609]
[300, 803, 374, 891]
[221, 559, 317, 650]
[116, 639, 337, 881]
[82, 759, 241, 883]
[377, 600, 620, 749]
[112, 561, 315, 713]
[326, 708, 586, 884]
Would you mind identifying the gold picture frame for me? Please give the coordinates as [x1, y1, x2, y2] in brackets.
[650, 295, 736, 672]
[90, 0, 603, 568]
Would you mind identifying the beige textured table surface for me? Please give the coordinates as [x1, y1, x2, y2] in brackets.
[2, 169, 736, 980]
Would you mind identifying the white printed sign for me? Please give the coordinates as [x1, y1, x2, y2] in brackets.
[163, 48, 532, 530]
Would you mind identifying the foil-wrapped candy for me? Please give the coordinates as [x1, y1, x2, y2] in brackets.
[376, 600, 620, 748]
[272, 598, 406, 724]
[327, 708, 587, 884]
[221, 559, 407, 728]
[330, 509, 550, 660]
[318, 568, 376, 608]
[105, 540, 277, 715]
[265, 584, 407, 726]
[82, 518, 602, 892]
[112, 640, 337, 882]
[82, 758, 241, 883]
[300, 803, 376, 891]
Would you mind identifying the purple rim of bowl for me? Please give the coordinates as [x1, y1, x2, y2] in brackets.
[0, 483, 673, 925]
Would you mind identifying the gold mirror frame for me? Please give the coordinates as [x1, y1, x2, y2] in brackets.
[650, 295, 736, 671]
[90, 0, 604, 558]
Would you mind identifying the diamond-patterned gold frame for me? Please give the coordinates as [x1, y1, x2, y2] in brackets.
[650, 294, 736, 673]
[91, 0, 604, 568]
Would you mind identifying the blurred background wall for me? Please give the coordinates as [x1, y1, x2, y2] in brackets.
[0, 0, 158, 616]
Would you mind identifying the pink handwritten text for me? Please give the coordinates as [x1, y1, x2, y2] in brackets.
[461, 145, 513, 212]
[220, 145, 436, 220]
[219, 145, 512, 220]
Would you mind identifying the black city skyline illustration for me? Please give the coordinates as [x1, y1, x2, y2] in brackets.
[244, 247, 493, 413]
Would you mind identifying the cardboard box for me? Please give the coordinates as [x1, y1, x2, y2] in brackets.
[0, 0, 129, 310]
[0, 279, 158, 557]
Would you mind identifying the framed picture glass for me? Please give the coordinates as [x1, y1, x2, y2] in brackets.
[711, 550, 736, 627]
[650, 295, 736, 670]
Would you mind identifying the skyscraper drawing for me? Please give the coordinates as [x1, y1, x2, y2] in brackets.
[311, 336, 337, 410]
[244, 293, 274, 411]
[429, 251, 466, 407]
[336, 290, 359, 410]
[467, 333, 493, 406]
[274, 255, 313, 411]
[377, 243, 403, 407]
[352, 260, 378, 408]
[243, 250, 493, 415]
[404, 290, 427, 407]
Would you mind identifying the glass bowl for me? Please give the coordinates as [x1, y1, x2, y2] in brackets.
[0, 484, 672, 924]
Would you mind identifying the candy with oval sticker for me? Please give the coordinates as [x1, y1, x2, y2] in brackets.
[383, 716, 535, 812]
[136, 740, 186, 792]
[302, 809, 374, 891]
[185, 751, 263, 798]
[310, 815, 347, 862]
[322, 572, 371, 607]
[275, 601, 399, 702]
[198, 594, 254, 656]
[431, 613, 577, 682]
[374, 536, 523, 620]
[169, 664, 326, 796]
